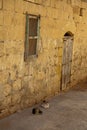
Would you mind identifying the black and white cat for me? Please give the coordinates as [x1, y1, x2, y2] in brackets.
[32, 107, 43, 115]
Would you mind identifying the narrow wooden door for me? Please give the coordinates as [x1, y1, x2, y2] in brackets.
[61, 36, 73, 90]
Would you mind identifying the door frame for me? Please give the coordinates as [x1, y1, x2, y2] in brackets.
[61, 31, 74, 91]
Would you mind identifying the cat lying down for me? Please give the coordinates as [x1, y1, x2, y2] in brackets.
[32, 100, 49, 115]
[32, 107, 43, 115]
[41, 100, 49, 109]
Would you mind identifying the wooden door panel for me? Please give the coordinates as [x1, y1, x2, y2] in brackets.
[61, 37, 73, 90]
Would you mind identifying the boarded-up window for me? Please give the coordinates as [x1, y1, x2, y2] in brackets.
[24, 14, 40, 61]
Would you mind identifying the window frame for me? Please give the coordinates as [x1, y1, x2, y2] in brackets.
[24, 13, 40, 61]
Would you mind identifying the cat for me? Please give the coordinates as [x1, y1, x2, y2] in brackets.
[32, 107, 43, 115]
[41, 100, 49, 109]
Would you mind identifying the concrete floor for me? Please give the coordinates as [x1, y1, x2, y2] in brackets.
[0, 81, 87, 130]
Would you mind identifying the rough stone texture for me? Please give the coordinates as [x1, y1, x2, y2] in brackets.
[0, 0, 87, 118]
[0, 0, 3, 9]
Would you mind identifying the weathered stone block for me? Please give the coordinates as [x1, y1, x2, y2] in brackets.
[15, 0, 25, 13]
[4, 25, 25, 41]
[35, 0, 42, 4]
[26, 2, 46, 16]
[12, 93, 21, 105]
[0, 0, 2, 9]
[13, 79, 21, 91]
[0, 26, 4, 41]
[0, 11, 3, 25]
[47, 7, 59, 19]
[4, 54, 23, 70]
[42, 0, 51, 6]
[2, 96, 11, 107]
[56, 65, 62, 80]
[4, 41, 24, 55]
[3, 11, 13, 26]
[21, 76, 29, 88]
[0, 71, 9, 84]
[3, 0, 14, 11]
[3, 84, 11, 97]
[50, 0, 56, 8]
[0, 42, 5, 57]
[58, 47, 63, 57]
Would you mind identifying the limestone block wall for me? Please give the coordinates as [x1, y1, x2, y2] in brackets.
[71, 1, 87, 85]
[0, 0, 87, 118]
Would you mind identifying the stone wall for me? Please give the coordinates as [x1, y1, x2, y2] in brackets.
[0, 0, 87, 118]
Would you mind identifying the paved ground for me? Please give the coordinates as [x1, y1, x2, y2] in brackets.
[0, 80, 87, 130]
